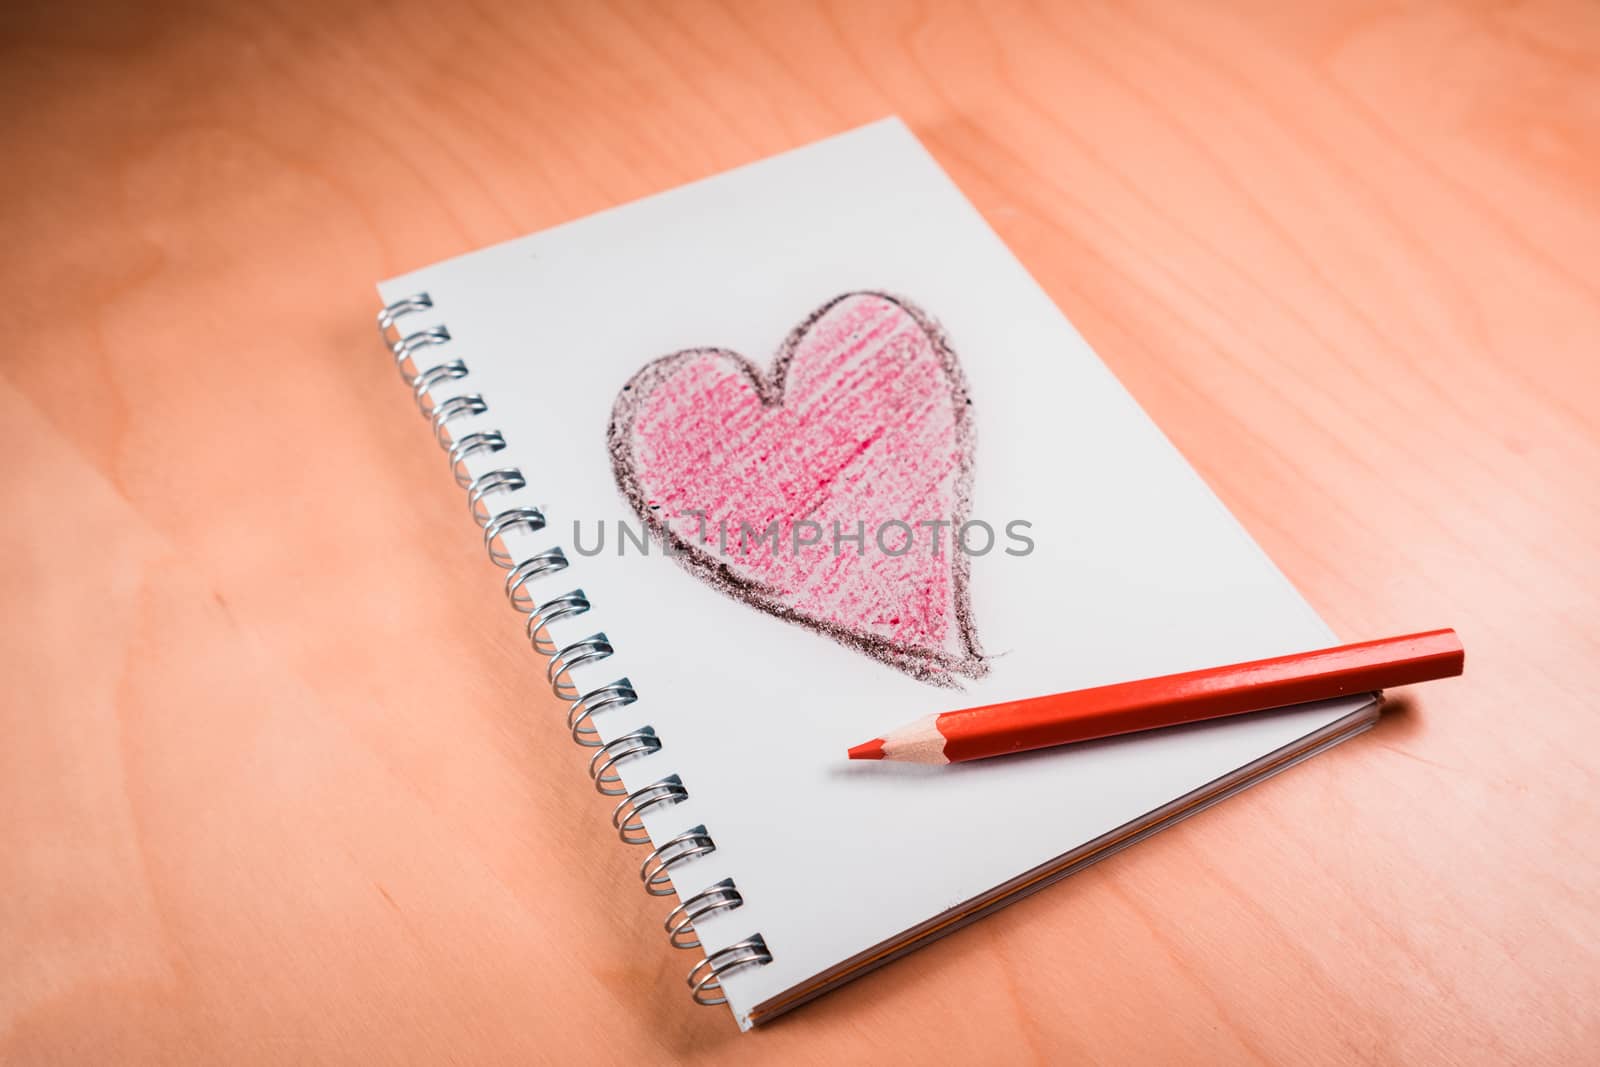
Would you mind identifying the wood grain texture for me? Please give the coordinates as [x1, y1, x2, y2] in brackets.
[2, 0, 1596, 1062]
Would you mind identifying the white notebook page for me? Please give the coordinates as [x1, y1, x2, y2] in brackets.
[378, 118, 1370, 1029]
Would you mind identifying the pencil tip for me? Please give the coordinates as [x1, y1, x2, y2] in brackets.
[847, 738, 886, 761]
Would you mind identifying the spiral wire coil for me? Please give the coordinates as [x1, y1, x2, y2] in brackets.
[377, 293, 771, 1009]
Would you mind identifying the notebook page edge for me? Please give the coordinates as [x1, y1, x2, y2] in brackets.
[743, 696, 1381, 1027]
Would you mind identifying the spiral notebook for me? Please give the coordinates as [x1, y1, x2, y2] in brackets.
[373, 118, 1378, 1029]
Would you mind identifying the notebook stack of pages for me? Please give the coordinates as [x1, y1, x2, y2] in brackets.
[374, 118, 1376, 1029]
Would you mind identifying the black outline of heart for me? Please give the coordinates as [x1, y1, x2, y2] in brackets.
[607, 291, 987, 688]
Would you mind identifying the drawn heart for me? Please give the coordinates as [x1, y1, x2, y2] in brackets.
[607, 291, 986, 687]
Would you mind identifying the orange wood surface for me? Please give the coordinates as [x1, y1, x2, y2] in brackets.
[3, 1, 1597, 1062]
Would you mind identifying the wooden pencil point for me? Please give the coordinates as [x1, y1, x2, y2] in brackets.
[847, 738, 886, 760]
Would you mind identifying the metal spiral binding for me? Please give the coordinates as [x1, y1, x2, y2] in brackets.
[467, 469, 526, 526]
[588, 726, 660, 795]
[546, 633, 616, 701]
[448, 431, 507, 488]
[378, 293, 433, 332]
[640, 825, 717, 896]
[484, 507, 547, 568]
[431, 395, 488, 448]
[391, 325, 450, 385]
[413, 359, 469, 415]
[664, 879, 745, 950]
[688, 936, 773, 1006]
[506, 549, 570, 612]
[567, 680, 639, 747]
[527, 590, 592, 655]
[377, 292, 768, 1009]
[611, 775, 688, 845]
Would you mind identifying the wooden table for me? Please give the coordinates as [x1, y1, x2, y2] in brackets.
[4, 1, 1596, 1062]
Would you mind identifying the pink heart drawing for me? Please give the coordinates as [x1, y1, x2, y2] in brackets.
[607, 291, 987, 687]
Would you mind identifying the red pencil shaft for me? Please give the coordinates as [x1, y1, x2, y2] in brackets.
[936, 629, 1464, 763]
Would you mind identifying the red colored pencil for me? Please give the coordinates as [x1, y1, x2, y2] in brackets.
[847, 629, 1463, 764]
